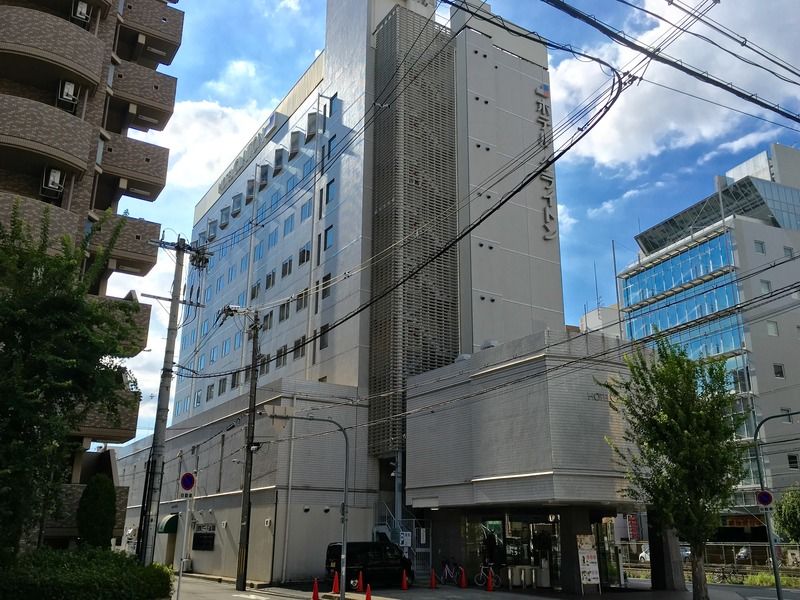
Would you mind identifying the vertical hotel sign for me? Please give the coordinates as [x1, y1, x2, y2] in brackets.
[535, 83, 557, 241]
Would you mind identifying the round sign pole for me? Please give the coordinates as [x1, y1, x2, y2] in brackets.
[176, 471, 196, 600]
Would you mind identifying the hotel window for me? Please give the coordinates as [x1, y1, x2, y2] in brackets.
[250, 281, 261, 300]
[228, 265, 236, 283]
[324, 225, 335, 250]
[220, 207, 230, 229]
[271, 191, 281, 212]
[237, 291, 246, 306]
[201, 319, 210, 336]
[222, 338, 231, 356]
[774, 363, 786, 378]
[284, 214, 295, 236]
[299, 241, 312, 265]
[306, 112, 318, 143]
[262, 310, 273, 331]
[320, 323, 330, 349]
[287, 176, 298, 193]
[274, 148, 285, 175]
[216, 276, 224, 292]
[760, 279, 772, 294]
[265, 269, 276, 290]
[303, 159, 314, 179]
[259, 164, 269, 189]
[322, 273, 332, 298]
[241, 255, 248, 273]
[198, 354, 206, 371]
[231, 370, 239, 387]
[206, 384, 214, 402]
[293, 336, 307, 359]
[246, 179, 255, 203]
[282, 257, 293, 278]
[218, 377, 227, 395]
[268, 228, 279, 249]
[781, 408, 793, 423]
[276, 345, 288, 367]
[279, 301, 291, 322]
[254, 241, 265, 261]
[301, 198, 312, 221]
[326, 179, 337, 205]
[194, 391, 202, 407]
[754, 240, 766, 254]
[234, 331, 243, 350]
[210, 346, 218, 364]
[767, 321, 779, 336]
[232, 193, 243, 215]
[790, 455, 799, 470]
[207, 220, 218, 241]
[785, 246, 794, 258]
[290, 131, 301, 159]
[296, 288, 309, 311]
[259, 354, 270, 376]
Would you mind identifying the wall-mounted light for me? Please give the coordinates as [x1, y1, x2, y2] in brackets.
[323, 506, 331, 514]
[303, 506, 310, 513]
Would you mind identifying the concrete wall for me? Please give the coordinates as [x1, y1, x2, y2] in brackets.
[406, 330, 629, 508]
[118, 380, 379, 581]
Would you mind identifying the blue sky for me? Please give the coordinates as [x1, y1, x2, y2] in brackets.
[108, 0, 800, 440]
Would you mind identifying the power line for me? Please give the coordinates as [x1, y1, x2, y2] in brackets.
[540, 0, 800, 125]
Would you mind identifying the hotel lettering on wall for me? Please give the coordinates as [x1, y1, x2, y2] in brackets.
[535, 83, 557, 241]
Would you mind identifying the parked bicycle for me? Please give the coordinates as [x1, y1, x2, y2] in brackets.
[474, 562, 502, 588]
[438, 559, 463, 585]
[717, 564, 744, 585]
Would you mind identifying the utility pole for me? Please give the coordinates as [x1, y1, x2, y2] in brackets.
[235, 307, 260, 591]
[137, 237, 209, 565]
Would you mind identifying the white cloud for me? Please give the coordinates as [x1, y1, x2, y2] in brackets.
[558, 203, 578, 235]
[278, 0, 300, 10]
[699, 128, 782, 164]
[587, 187, 645, 218]
[205, 60, 259, 98]
[130, 99, 272, 191]
[550, 0, 800, 166]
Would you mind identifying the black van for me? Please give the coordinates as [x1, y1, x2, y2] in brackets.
[326, 542, 414, 589]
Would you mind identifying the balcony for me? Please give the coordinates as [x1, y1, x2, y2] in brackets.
[75, 389, 140, 443]
[101, 132, 168, 199]
[118, 0, 184, 67]
[110, 60, 177, 131]
[0, 93, 93, 174]
[0, 5, 105, 90]
[89, 213, 160, 276]
[90, 290, 152, 356]
[0, 192, 83, 242]
[45, 484, 129, 538]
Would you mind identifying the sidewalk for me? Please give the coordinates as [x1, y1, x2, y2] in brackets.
[174, 575, 751, 600]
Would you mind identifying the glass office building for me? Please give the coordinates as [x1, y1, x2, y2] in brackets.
[618, 144, 800, 509]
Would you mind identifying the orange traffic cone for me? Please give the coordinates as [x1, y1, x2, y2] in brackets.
[365, 584, 372, 600]
[486, 568, 494, 592]
[430, 568, 437, 589]
[332, 571, 340, 594]
[401, 569, 409, 590]
[313, 578, 320, 600]
[459, 567, 467, 589]
[357, 571, 364, 592]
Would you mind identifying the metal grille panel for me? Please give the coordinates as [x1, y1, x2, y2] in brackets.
[369, 7, 458, 456]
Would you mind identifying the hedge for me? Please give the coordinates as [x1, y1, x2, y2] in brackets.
[0, 547, 173, 600]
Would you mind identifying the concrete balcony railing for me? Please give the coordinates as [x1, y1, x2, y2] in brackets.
[45, 484, 129, 538]
[0, 93, 94, 174]
[89, 213, 160, 276]
[112, 60, 177, 131]
[102, 132, 169, 200]
[75, 389, 140, 443]
[0, 5, 105, 89]
[89, 291, 152, 356]
[0, 192, 83, 243]
[119, 0, 184, 66]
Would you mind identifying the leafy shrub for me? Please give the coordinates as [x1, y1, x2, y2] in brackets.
[77, 474, 117, 548]
[743, 572, 800, 588]
[0, 547, 173, 600]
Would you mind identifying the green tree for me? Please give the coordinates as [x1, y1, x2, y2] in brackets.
[0, 202, 141, 559]
[775, 485, 800, 544]
[77, 474, 117, 548]
[601, 337, 745, 600]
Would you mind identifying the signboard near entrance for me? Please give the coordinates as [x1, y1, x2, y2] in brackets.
[577, 535, 600, 586]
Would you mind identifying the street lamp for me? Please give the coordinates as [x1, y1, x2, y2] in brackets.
[753, 410, 800, 600]
[266, 413, 349, 600]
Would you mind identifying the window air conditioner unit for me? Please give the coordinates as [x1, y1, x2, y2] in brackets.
[73, 1, 90, 21]
[41, 167, 65, 200]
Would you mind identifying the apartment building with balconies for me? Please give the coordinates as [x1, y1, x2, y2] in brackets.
[0, 0, 183, 545]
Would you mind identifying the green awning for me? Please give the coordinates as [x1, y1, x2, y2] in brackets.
[158, 513, 179, 534]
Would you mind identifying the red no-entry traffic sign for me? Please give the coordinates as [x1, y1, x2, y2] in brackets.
[180, 472, 195, 492]
[757, 490, 774, 507]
